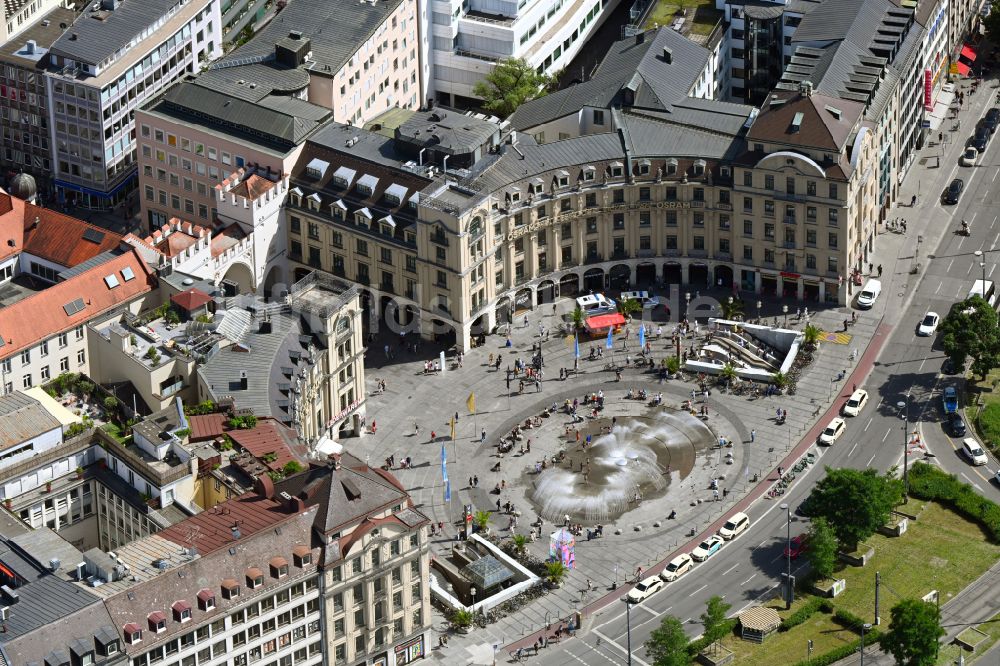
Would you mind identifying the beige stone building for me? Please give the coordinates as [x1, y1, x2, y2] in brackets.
[281, 28, 878, 352]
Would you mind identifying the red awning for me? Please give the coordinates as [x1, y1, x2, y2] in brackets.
[584, 313, 626, 331]
[956, 62, 972, 76]
[960, 44, 977, 62]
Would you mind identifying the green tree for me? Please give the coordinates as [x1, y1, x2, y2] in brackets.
[803, 323, 821, 348]
[571, 306, 585, 331]
[666, 356, 681, 374]
[940, 296, 1000, 379]
[473, 510, 491, 533]
[807, 468, 902, 550]
[472, 58, 552, 118]
[103, 396, 118, 412]
[805, 517, 838, 579]
[645, 615, 690, 666]
[880, 599, 944, 666]
[619, 298, 643, 318]
[700, 595, 732, 646]
[510, 533, 528, 557]
[771, 371, 789, 389]
[719, 298, 744, 320]
[984, 0, 1000, 45]
[719, 363, 738, 385]
[544, 560, 567, 586]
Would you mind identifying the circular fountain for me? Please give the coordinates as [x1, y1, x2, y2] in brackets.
[528, 410, 715, 524]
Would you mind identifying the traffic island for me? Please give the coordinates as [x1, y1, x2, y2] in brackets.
[955, 626, 989, 652]
[837, 546, 874, 566]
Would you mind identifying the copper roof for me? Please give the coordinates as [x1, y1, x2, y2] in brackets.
[227, 420, 304, 472]
[147, 610, 166, 623]
[20, 201, 123, 267]
[171, 600, 191, 612]
[123, 622, 140, 634]
[220, 578, 239, 589]
[157, 492, 293, 554]
[245, 567, 263, 580]
[269, 556, 287, 568]
[747, 91, 864, 152]
[196, 588, 214, 602]
[170, 288, 212, 312]
[188, 413, 227, 442]
[292, 545, 311, 557]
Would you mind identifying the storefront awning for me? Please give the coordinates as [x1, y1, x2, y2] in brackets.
[584, 313, 626, 331]
[956, 62, 972, 77]
[961, 44, 977, 62]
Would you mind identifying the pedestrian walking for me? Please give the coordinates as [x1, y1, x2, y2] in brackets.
[750, 429, 756, 443]
[877, 264, 883, 277]
[723, 487, 729, 498]
[414, 421, 420, 436]
[481, 429, 487, 443]
[713, 488, 720, 501]
[473, 475, 479, 487]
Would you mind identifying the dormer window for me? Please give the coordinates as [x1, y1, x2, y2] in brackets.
[147, 611, 167, 633]
[556, 170, 569, 187]
[609, 162, 623, 178]
[666, 159, 678, 175]
[304, 158, 329, 180]
[246, 567, 264, 589]
[582, 166, 596, 181]
[694, 160, 706, 176]
[333, 175, 348, 187]
[197, 588, 216, 611]
[289, 187, 302, 207]
[307, 192, 321, 211]
[720, 166, 731, 178]
[357, 174, 379, 197]
[172, 600, 192, 623]
[269, 557, 289, 579]
[293, 545, 313, 567]
[123, 624, 142, 645]
[221, 578, 241, 599]
[510, 191, 521, 203]
[638, 159, 651, 175]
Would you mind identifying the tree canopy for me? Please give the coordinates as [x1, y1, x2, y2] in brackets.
[805, 517, 838, 580]
[939, 296, 1000, 379]
[472, 58, 552, 118]
[985, 1, 1000, 45]
[645, 615, 690, 666]
[701, 595, 732, 645]
[806, 468, 902, 550]
[881, 599, 944, 666]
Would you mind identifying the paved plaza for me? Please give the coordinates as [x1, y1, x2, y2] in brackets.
[348, 291, 882, 663]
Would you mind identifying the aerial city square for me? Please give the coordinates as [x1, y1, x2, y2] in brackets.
[0, 0, 996, 663]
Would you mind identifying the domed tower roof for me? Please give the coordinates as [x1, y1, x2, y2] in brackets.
[8, 172, 36, 202]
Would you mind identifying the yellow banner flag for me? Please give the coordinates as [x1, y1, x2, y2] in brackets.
[450, 417, 456, 441]
[467, 392, 476, 413]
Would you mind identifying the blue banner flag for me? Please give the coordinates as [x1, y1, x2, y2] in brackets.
[574, 333, 580, 359]
[638, 325, 646, 349]
[445, 478, 451, 502]
[606, 326, 614, 349]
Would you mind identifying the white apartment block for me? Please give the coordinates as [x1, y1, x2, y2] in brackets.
[45, 0, 222, 211]
[431, 0, 622, 105]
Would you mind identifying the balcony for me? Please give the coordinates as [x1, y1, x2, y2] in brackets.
[584, 254, 603, 264]
[714, 252, 732, 261]
[688, 249, 708, 258]
[611, 250, 630, 260]
[636, 249, 657, 258]
[783, 241, 796, 249]
[783, 216, 797, 225]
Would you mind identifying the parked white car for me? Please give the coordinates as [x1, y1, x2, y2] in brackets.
[962, 438, 989, 466]
[819, 417, 847, 445]
[961, 146, 979, 166]
[691, 535, 725, 562]
[627, 575, 665, 603]
[718, 512, 750, 540]
[659, 554, 694, 582]
[842, 389, 869, 416]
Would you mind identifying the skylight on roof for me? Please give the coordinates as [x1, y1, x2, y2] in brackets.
[104, 274, 120, 289]
[121, 266, 135, 282]
[82, 228, 106, 244]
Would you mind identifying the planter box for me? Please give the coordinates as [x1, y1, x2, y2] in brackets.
[878, 517, 908, 537]
[838, 547, 874, 567]
[811, 578, 846, 598]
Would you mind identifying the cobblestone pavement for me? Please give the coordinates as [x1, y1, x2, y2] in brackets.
[350, 291, 880, 663]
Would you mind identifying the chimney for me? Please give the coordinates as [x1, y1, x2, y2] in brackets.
[331, 453, 342, 470]
[799, 80, 813, 97]
[635, 31, 645, 45]
[662, 47, 672, 63]
[24, 40, 36, 55]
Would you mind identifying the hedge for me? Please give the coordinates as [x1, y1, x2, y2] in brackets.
[781, 597, 826, 632]
[832, 608, 868, 632]
[791, 628, 881, 666]
[908, 462, 1000, 542]
[976, 402, 1000, 452]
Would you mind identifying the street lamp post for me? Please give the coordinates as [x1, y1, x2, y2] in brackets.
[782, 304, 789, 328]
[622, 597, 633, 666]
[897, 398, 909, 503]
[756, 300, 762, 323]
[975, 250, 986, 287]
[860, 623, 872, 666]
[780, 503, 792, 609]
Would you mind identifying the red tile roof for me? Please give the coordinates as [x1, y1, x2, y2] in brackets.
[196, 588, 214, 602]
[147, 610, 166, 623]
[0, 248, 155, 361]
[157, 492, 294, 554]
[171, 600, 191, 612]
[227, 420, 302, 472]
[0, 194, 123, 267]
[188, 413, 227, 442]
[170, 288, 212, 312]
[21, 201, 123, 267]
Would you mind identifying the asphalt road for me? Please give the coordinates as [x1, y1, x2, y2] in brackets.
[531, 85, 1000, 666]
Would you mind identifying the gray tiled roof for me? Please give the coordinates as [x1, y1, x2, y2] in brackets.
[49, 0, 180, 66]
[216, 0, 404, 75]
[509, 27, 711, 130]
[196, 64, 312, 102]
[0, 392, 61, 452]
[1, 606, 118, 666]
[150, 80, 330, 148]
[396, 108, 500, 154]
[198, 309, 316, 423]
[0, 535, 98, 641]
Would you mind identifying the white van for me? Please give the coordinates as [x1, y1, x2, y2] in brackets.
[576, 294, 617, 315]
[968, 280, 998, 308]
[620, 291, 660, 309]
[856, 279, 881, 309]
